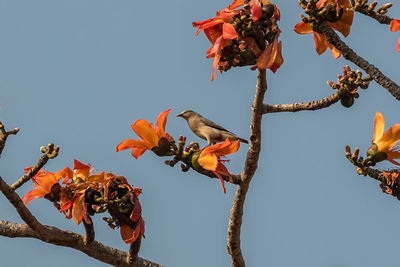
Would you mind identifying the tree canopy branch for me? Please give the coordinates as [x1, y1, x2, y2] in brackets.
[320, 23, 400, 101]
[263, 92, 341, 113]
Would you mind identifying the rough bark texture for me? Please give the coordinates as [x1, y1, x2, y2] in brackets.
[320, 23, 400, 101]
[263, 92, 341, 113]
[227, 69, 267, 267]
[0, 220, 161, 267]
[0, 175, 162, 267]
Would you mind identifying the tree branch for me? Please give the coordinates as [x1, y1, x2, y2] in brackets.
[227, 69, 267, 267]
[320, 23, 400, 101]
[0, 220, 162, 267]
[263, 92, 340, 113]
[11, 143, 59, 191]
[0, 123, 19, 158]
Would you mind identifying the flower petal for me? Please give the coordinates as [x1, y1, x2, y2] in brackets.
[377, 124, 400, 152]
[198, 153, 218, 171]
[222, 23, 238, 40]
[120, 223, 142, 244]
[22, 189, 48, 206]
[211, 52, 221, 81]
[131, 147, 147, 159]
[397, 37, 400, 53]
[156, 108, 171, 138]
[212, 170, 227, 194]
[390, 19, 400, 32]
[293, 22, 313, 34]
[373, 111, 385, 144]
[72, 193, 85, 225]
[116, 139, 151, 152]
[250, 0, 262, 22]
[131, 120, 159, 148]
[73, 159, 90, 180]
[228, 0, 243, 10]
[313, 32, 328, 55]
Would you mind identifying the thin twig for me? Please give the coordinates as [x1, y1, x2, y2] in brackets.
[11, 144, 59, 191]
[263, 92, 341, 113]
[227, 69, 267, 267]
[0, 123, 19, 158]
[0, 220, 162, 267]
[320, 23, 400, 101]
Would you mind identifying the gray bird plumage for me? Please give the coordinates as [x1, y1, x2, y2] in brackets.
[176, 110, 248, 145]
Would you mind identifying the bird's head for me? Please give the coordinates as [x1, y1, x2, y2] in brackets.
[176, 110, 196, 120]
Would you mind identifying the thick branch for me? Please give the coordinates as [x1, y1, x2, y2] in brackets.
[0, 220, 162, 267]
[227, 69, 267, 267]
[320, 23, 400, 101]
[0, 176, 47, 235]
[263, 92, 340, 113]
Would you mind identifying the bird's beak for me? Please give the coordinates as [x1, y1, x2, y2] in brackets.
[176, 113, 182, 117]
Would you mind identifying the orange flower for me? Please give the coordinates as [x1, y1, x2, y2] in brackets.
[116, 108, 172, 159]
[22, 169, 61, 205]
[367, 112, 400, 165]
[197, 138, 240, 193]
[390, 19, 400, 52]
[294, 0, 354, 58]
[58, 160, 105, 225]
[58, 159, 105, 185]
[193, 0, 283, 80]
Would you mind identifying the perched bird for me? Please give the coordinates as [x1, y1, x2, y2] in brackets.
[176, 110, 248, 145]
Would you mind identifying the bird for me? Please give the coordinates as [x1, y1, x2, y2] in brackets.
[176, 110, 248, 145]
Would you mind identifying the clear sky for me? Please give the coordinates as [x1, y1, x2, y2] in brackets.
[1, 0, 400, 266]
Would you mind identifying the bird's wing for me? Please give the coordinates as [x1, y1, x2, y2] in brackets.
[201, 117, 236, 135]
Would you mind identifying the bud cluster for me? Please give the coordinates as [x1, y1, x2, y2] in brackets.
[326, 66, 372, 107]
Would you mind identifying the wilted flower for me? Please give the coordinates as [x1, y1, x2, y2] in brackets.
[294, 0, 354, 58]
[193, 0, 283, 80]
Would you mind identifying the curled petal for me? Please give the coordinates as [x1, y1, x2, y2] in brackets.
[131, 147, 147, 159]
[22, 188, 48, 206]
[397, 37, 400, 53]
[212, 170, 227, 194]
[211, 53, 221, 81]
[120, 220, 143, 244]
[156, 108, 171, 138]
[228, 0, 243, 10]
[73, 159, 90, 180]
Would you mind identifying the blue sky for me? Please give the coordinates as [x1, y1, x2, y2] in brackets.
[1, 0, 400, 266]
